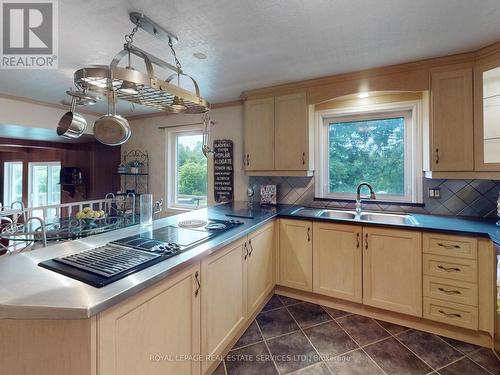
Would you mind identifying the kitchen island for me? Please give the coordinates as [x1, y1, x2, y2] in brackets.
[1, 202, 500, 375]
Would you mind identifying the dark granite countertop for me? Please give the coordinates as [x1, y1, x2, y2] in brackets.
[1, 201, 498, 319]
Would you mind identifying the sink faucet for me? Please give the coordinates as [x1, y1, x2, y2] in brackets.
[355, 183, 376, 215]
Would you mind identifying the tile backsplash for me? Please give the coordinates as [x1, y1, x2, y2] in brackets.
[249, 176, 500, 219]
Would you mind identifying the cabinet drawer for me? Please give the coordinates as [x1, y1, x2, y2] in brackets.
[423, 233, 477, 259]
[423, 254, 477, 283]
[423, 297, 478, 330]
[423, 276, 477, 306]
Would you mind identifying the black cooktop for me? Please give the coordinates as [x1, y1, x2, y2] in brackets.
[38, 218, 244, 287]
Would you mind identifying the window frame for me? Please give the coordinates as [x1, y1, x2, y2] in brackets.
[27, 161, 61, 207]
[315, 100, 423, 203]
[166, 125, 208, 211]
[3, 161, 23, 207]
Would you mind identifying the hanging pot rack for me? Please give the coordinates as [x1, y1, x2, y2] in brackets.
[73, 13, 210, 114]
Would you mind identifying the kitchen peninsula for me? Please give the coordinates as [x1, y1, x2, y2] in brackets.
[1, 202, 499, 375]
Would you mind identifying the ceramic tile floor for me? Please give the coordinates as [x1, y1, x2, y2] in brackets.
[212, 294, 500, 375]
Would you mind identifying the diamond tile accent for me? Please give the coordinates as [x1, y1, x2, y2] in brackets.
[249, 176, 500, 219]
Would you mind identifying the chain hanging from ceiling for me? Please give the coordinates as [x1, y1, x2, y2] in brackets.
[73, 12, 210, 114]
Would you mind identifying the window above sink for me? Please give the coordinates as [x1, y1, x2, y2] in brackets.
[315, 97, 424, 204]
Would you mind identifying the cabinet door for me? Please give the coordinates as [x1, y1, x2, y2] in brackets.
[244, 97, 275, 171]
[278, 219, 312, 291]
[431, 67, 474, 171]
[275, 92, 309, 170]
[363, 227, 422, 317]
[98, 264, 201, 375]
[247, 222, 275, 315]
[313, 222, 362, 303]
[201, 238, 247, 374]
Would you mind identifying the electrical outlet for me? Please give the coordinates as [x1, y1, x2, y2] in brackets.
[428, 187, 441, 199]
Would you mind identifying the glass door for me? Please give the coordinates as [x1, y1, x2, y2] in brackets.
[3, 161, 23, 207]
[28, 162, 61, 218]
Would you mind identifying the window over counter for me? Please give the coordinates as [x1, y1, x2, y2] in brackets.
[3, 161, 23, 207]
[316, 101, 423, 203]
[167, 126, 208, 210]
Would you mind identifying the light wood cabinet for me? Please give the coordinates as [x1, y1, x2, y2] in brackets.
[98, 264, 201, 375]
[430, 66, 474, 171]
[200, 238, 247, 374]
[278, 219, 313, 291]
[275, 92, 309, 170]
[247, 222, 275, 314]
[243, 91, 313, 175]
[362, 227, 422, 317]
[244, 97, 275, 171]
[313, 222, 362, 303]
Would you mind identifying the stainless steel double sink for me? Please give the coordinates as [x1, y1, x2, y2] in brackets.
[290, 207, 418, 225]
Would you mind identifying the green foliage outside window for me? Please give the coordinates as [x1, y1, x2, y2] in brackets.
[177, 139, 207, 197]
[328, 117, 405, 195]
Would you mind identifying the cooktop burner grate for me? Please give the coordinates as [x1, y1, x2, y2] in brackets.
[54, 245, 160, 278]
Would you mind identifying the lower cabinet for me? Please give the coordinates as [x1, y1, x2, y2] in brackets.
[98, 264, 201, 375]
[247, 222, 275, 314]
[200, 238, 247, 374]
[278, 219, 313, 291]
[313, 222, 362, 303]
[363, 227, 423, 317]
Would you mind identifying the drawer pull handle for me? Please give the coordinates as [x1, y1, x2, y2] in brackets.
[248, 239, 254, 256]
[437, 265, 461, 272]
[244, 242, 249, 260]
[438, 243, 461, 250]
[438, 309, 462, 319]
[194, 271, 201, 297]
[438, 287, 461, 295]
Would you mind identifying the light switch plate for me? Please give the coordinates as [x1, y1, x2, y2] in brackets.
[428, 187, 441, 199]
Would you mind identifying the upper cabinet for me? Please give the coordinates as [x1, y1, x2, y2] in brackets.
[244, 97, 275, 171]
[244, 91, 314, 176]
[430, 66, 474, 171]
[474, 51, 500, 171]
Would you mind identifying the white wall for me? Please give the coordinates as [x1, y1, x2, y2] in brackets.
[123, 105, 248, 213]
[0, 95, 99, 133]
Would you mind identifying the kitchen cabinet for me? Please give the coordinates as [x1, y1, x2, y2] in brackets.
[362, 227, 422, 317]
[98, 264, 201, 375]
[200, 238, 247, 374]
[474, 51, 500, 171]
[247, 222, 275, 314]
[278, 219, 313, 291]
[244, 97, 275, 171]
[243, 91, 313, 176]
[275, 92, 310, 170]
[430, 65, 474, 171]
[313, 222, 362, 303]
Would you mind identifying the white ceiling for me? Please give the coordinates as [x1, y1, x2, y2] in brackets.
[1, 0, 500, 115]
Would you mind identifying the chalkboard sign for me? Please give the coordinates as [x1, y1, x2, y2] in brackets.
[213, 139, 234, 203]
